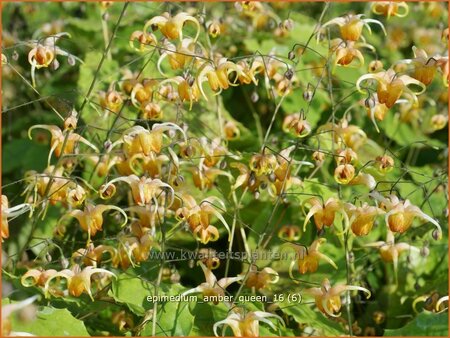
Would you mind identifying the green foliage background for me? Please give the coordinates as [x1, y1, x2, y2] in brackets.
[2, 1, 448, 337]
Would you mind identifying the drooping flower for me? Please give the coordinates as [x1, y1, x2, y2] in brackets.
[60, 203, 128, 237]
[176, 194, 230, 244]
[321, 14, 386, 42]
[278, 224, 301, 241]
[241, 264, 279, 290]
[356, 68, 426, 108]
[286, 239, 337, 277]
[302, 197, 346, 232]
[27, 32, 82, 86]
[213, 308, 284, 337]
[371, 2, 409, 18]
[43, 265, 116, 300]
[344, 203, 384, 236]
[2, 195, 32, 241]
[398, 46, 448, 86]
[303, 278, 371, 317]
[113, 123, 186, 157]
[102, 175, 174, 207]
[28, 124, 99, 165]
[144, 12, 200, 41]
[364, 230, 420, 283]
[371, 192, 441, 236]
[181, 262, 242, 304]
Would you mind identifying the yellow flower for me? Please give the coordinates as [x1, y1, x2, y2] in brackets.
[241, 265, 279, 290]
[182, 262, 242, 304]
[61, 203, 128, 237]
[365, 230, 419, 283]
[144, 12, 200, 41]
[278, 224, 301, 241]
[191, 165, 233, 190]
[27, 32, 81, 87]
[371, 2, 409, 19]
[321, 14, 386, 42]
[103, 174, 174, 207]
[357, 68, 426, 108]
[375, 155, 395, 174]
[129, 30, 157, 52]
[282, 112, 311, 138]
[156, 38, 199, 76]
[334, 164, 355, 185]
[302, 197, 345, 232]
[223, 120, 240, 140]
[44, 265, 116, 300]
[345, 203, 384, 236]
[286, 239, 337, 277]
[304, 278, 371, 317]
[113, 123, 186, 157]
[176, 194, 230, 244]
[99, 88, 123, 114]
[28, 124, 98, 165]
[371, 192, 441, 236]
[249, 153, 277, 176]
[208, 21, 221, 38]
[213, 308, 284, 337]
[196, 58, 247, 100]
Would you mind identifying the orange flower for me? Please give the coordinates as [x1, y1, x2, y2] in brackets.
[304, 278, 371, 317]
[129, 30, 157, 52]
[278, 224, 301, 241]
[176, 194, 230, 244]
[399, 47, 448, 86]
[286, 239, 337, 277]
[103, 174, 174, 207]
[345, 203, 384, 236]
[43, 265, 116, 300]
[27, 32, 81, 86]
[365, 230, 419, 283]
[321, 14, 386, 41]
[371, 2, 409, 18]
[28, 124, 98, 165]
[371, 192, 441, 236]
[144, 12, 200, 41]
[61, 203, 127, 237]
[2, 195, 32, 241]
[357, 68, 426, 108]
[303, 197, 344, 232]
[213, 308, 284, 337]
[241, 264, 279, 290]
[181, 262, 242, 304]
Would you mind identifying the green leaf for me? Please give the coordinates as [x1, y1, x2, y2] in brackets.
[384, 311, 448, 336]
[110, 273, 154, 315]
[9, 303, 89, 336]
[2, 139, 48, 174]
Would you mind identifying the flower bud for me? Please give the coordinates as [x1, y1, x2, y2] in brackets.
[303, 89, 314, 102]
[284, 68, 294, 80]
[288, 51, 295, 60]
[368, 60, 383, 73]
